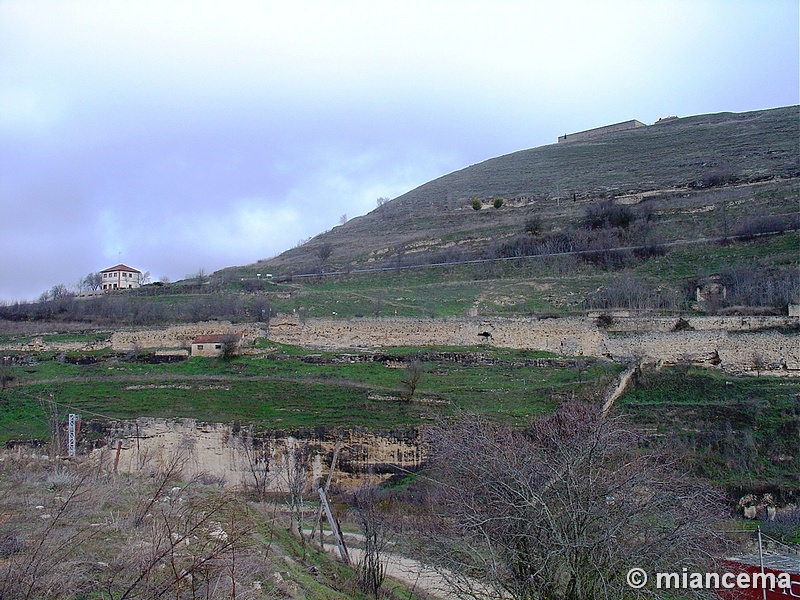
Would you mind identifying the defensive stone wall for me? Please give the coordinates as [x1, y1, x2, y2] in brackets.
[109, 321, 265, 351]
[2, 315, 795, 374]
[557, 119, 646, 143]
[268, 314, 799, 374]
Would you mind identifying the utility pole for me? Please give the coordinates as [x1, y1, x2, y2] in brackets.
[67, 413, 81, 457]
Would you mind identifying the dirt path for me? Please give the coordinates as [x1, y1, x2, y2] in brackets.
[309, 529, 497, 599]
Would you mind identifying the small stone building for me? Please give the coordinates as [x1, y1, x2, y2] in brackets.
[695, 275, 727, 304]
[190, 334, 241, 358]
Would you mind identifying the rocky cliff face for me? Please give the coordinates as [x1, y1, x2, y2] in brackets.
[97, 418, 422, 492]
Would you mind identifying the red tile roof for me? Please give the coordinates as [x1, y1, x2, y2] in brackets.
[100, 264, 142, 274]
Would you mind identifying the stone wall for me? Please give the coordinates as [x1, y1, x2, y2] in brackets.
[267, 314, 799, 373]
[110, 321, 265, 351]
[557, 119, 646, 143]
[2, 315, 795, 374]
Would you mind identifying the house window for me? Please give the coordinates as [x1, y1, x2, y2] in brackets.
[197, 345, 203, 350]
[215, 344, 221, 350]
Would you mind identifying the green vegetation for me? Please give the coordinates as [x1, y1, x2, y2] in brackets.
[0, 344, 619, 443]
[618, 366, 800, 488]
[1, 336, 798, 491]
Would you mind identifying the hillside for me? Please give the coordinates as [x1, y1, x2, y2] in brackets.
[1, 108, 798, 598]
[233, 106, 798, 277]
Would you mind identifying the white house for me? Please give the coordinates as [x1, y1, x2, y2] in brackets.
[100, 264, 142, 291]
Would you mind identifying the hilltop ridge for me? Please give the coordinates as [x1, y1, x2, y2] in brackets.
[229, 106, 798, 278]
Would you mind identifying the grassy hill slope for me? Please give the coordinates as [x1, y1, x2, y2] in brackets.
[235, 106, 798, 277]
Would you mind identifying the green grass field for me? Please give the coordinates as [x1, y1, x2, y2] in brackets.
[2, 337, 798, 489]
[0, 344, 619, 442]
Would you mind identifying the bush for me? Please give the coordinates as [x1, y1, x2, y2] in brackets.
[586, 275, 680, 311]
[471, 197, 482, 211]
[699, 163, 737, 188]
[493, 197, 504, 209]
[596, 313, 615, 329]
[582, 200, 634, 230]
[736, 214, 798, 238]
[524, 216, 542, 237]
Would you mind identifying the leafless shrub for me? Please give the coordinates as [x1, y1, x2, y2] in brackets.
[736, 214, 798, 238]
[586, 275, 680, 311]
[582, 199, 634, 230]
[115, 491, 253, 599]
[131, 445, 190, 527]
[0, 453, 277, 599]
[705, 164, 739, 187]
[349, 485, 396, 599]
[720, 265, 799, 308]
[595, 313, 614, 329]
[417, 405, 730, 600]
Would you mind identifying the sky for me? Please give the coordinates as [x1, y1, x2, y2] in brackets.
[1, 0, 798, 302]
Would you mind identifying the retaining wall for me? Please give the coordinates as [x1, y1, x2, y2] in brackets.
[268, 314, 799, 373]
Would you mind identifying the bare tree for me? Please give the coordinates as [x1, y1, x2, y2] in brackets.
[400, 361, 424, 401]
[81, 272, 103, 291]
[281, 442, 311, 555]
[314, 243, 334, 273]
[350, 486, 395, 599]
[191, 267, 208, 287]
[237, 428, 275, 502]
[752, 351, 766, 377]
[251, 296, 272, 323]
[219, 333, 241, 362]
[0, 356, 13, 392]
[418, 404, 729, 600]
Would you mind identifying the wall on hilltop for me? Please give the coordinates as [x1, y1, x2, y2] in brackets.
[557, 119, 647, 143]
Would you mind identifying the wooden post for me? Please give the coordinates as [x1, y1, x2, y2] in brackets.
[319, 487, 349, 564]
[311, 436, 343, 546]
[113, 439, 123, 474]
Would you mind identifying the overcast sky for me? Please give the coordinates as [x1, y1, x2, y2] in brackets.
[1, 0, 798, 302]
